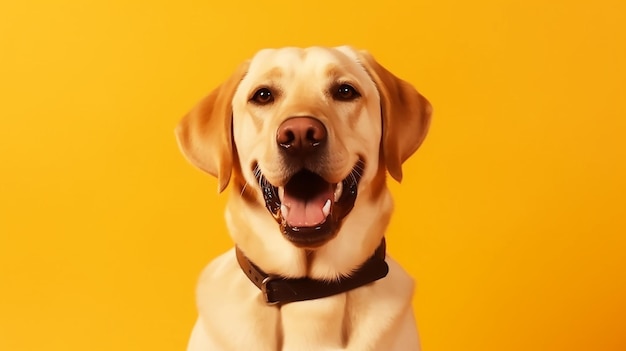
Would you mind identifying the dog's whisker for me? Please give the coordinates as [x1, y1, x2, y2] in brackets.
[240, 182, 249, 196]
[254, 168, 262, 182]
[354, 162, 364, 173]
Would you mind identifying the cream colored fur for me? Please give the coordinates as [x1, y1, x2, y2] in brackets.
[177, 46, 431, 351]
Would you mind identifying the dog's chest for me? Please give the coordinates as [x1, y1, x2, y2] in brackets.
[196, 251, 348, 349]
[195, 250, 415, 350]
[280, 294, 348, 349]
[198, 276, 348, 350]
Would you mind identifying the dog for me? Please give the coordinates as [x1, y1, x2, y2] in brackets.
[176, 46, 431, 351]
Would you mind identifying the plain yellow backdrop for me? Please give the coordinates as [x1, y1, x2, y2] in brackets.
[1, 0, 625, 350]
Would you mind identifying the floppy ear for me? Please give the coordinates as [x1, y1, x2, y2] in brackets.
[358, 51, 432, 182]
[175, 61, 249, 192]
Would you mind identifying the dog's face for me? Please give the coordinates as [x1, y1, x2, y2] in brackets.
[177, 46, 431, 252]
[231, 47, 384, 248]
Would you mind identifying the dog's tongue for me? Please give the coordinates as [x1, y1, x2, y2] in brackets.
[283, 186, 332, 227]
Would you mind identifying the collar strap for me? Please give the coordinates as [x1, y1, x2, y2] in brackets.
[236, 239, 389, 305]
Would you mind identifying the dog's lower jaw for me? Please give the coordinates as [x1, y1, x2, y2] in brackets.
[280, 220, 337, 248]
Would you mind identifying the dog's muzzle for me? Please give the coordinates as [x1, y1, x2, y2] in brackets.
[253, 117, 365, 248]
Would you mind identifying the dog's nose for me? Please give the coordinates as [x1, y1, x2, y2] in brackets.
[277, 117, 327, 156]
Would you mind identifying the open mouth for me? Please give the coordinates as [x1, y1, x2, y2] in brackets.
[255, 160, 365, 248]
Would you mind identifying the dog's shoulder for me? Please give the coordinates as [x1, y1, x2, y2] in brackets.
[194, 249, 281, 350]
[195, 248, 266, 311]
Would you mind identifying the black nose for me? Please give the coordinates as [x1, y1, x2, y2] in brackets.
[276, 117, 327, 156]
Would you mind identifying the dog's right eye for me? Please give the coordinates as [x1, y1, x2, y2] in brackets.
[250, 88, 274, 105]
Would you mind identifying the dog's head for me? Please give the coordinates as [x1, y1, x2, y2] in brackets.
[177, 46, 431, 251]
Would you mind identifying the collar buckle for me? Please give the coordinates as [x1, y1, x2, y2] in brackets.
[261, 276, 281, 305]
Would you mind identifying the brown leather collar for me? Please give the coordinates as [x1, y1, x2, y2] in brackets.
[235, 239, 389, 305]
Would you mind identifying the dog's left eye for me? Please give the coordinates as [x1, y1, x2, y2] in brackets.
[333, 84, 360, 101]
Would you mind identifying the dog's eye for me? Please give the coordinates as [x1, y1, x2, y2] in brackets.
[333, 84, 360, 101]
[250, 88, 274, 105]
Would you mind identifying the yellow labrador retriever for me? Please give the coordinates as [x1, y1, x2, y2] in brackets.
[176, 46, 431, 351]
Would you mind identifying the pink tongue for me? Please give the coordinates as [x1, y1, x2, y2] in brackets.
[283, 187, 333, 227]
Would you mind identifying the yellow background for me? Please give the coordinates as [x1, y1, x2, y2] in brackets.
[1, 0, 625, 350]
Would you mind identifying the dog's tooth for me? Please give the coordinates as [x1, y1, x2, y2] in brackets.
[281, 204, 289, 219]
[322, 199, 331, 217]
[334, 182, 343, 202]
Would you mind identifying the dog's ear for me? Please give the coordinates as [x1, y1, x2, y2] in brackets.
[358, 51, 432, 182]
[175, 61, 249, 192]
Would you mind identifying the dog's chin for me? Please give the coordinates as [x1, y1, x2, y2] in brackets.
[255, 160, 365, 249]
